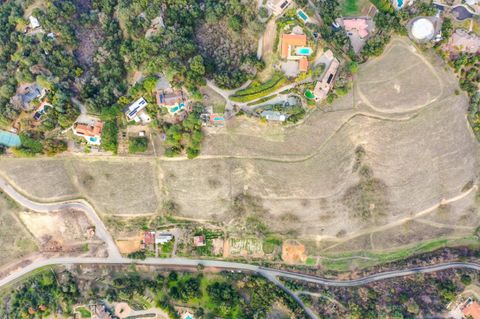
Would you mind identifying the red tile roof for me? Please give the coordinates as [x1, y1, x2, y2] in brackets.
[281, 34, 307, 58]
[299, 57, 309, 72]
[463, 301, 480, 319]
[74, 121, 104, 137]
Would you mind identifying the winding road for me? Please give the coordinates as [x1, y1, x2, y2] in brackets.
[1, 176, 480, 319]
[0, 176, 121, 259]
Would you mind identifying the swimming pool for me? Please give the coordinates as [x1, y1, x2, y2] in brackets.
[296, 47, 313, 56]
[89, 137, 98, 143]
[397, 0, 404, 8]
[297, 9, 309, 22]
[170, 102, 185, 113]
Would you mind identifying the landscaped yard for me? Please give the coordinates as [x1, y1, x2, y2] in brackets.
[230, 73, 287, 103]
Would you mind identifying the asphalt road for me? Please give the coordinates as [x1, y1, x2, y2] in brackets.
[1, 256, 480, 290]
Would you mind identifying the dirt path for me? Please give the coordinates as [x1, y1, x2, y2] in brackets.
[320, 185, 478, 250]
[262, 19, 276, 60]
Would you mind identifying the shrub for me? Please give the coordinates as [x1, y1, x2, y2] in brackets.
[128, 136, 148, 153]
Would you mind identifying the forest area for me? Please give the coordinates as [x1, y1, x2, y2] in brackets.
[0, 0, 265, 154]
[0, 267, 307, 319]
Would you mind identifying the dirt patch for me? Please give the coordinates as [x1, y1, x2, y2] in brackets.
[116, 233, 143, 254]
[19, 209, 97, 251]
[281, 240, 307, 264]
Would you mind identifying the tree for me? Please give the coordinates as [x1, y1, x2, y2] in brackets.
[189, 55, 205, 75]
[228, 15, 242, 32]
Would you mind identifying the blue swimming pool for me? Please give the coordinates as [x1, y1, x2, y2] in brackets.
[296, 47, 313, 56]
[170, 102, 185, 113]
[397, 0, 404, 8]
[297, 9, 309, 22]
[89, 137, 98, 143]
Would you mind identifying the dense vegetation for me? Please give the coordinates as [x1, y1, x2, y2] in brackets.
[0, 0, 264, 155]
[284, 268, 471, 318]
[0, 268, 308, 319]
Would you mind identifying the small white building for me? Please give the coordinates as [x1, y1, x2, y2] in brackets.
[29, 16, 40, 29]
[261, 111, 287, 122]
[155, 233, 173, 245]
[124, 97, 151, 123]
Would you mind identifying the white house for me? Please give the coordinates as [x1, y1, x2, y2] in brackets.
[29, 16, 40, 29]
[155, 233, 173, 245]
[124, 97, 151, 123]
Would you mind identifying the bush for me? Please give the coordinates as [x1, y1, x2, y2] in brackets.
[128, 136, 148, 153]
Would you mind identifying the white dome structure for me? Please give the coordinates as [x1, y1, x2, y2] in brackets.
[411, 18, 435, 41]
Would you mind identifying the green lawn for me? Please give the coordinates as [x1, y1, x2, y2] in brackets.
[339, 0, 370, 16]
[77, 307, 91, 318]
[319, 237, 480, 272]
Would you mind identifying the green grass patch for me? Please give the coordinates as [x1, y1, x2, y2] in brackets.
[159, 239, 174, 258]
[305, 257, 317, 266]
[319, 237, 480, 272]
[263, 236, 282, 254]
[339, 0, 372, 15]
[77, 307, 91, 318]
[213, 103, 225, 114]
[128, 136, 148, 154]
[230, 73, 287, 103]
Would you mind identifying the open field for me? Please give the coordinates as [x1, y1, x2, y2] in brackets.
[0, 38, 478, 262]
[0, 159, 79, 201]
[0, 194, 38, 267]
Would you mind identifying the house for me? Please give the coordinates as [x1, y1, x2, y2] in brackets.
[156, 89, 187, 114]
[280, 33, 312, 74]
[193, 235, 206, 247]
[124, 97, 151, 123]
[281, 33, 307, 59]
[261, 110, 287, 122]
[313, 57, 340, 101]
[29, 16, 40, 29]
[462, 299, 480, 319]
[343, 18, 369, 38]
[446, 29, 480, 54]
[73, 119, 104, 145]
[155, 233, 173, 245]
[12, 84, 46, 111]
[299, 57, 309, 72]
[144, 231, 155, 245]
[267, 0, 292, 16]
